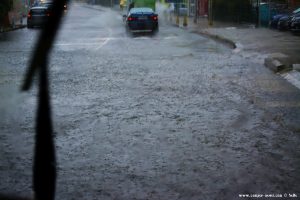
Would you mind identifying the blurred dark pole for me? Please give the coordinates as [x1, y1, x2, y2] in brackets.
[22, 0, 68, 91]
[208, 0, 213, 25]
[33, 58, 56, 200]
[21, 0, 68, 199]
[194, 0, 198, 23]
[256, 0, 260, 27]
[268, 0, 271, 26]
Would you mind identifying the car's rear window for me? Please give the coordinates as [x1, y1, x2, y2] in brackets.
[40, 3, 53, 7]
[130, 8, 153, 14]
[31, 8, 47, 14]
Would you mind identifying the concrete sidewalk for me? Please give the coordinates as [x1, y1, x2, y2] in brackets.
[170, 16, 300, 64]
[167, 15, 300, 89]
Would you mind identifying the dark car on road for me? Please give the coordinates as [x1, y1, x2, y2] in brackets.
[125, 7, 158, 34]
[290, 14, 300, 33]
[277, 7, 300, 30]
[27, 1, 68, 28]
[27, 6, 52, 28]
[270, 13, 288, 29]
[277, 15, 290, 30]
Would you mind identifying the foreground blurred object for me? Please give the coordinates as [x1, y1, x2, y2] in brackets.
[0, 194, 32, 200]
[22, 0, 68, 200]
[38, 0, 68, 11]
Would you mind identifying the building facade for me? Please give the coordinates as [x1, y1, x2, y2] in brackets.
[198, 0, 208, 16]
[289, 0, 300, 8]
[192, 0, 300, 20]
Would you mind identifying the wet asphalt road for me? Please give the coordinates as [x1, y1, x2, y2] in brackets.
[1, 3, 300, 200]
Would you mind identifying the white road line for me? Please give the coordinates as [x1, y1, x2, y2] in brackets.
[55, 43, 102, 46]
[95, 38, 111, 50]
[95, 28, 113, 50]
[164, 36, 178, 40]
[54, 35, 179, 47]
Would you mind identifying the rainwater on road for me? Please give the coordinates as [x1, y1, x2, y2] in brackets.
[1, 3, 300, 200]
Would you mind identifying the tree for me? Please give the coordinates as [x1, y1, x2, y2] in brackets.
[0, 0, 13, 27]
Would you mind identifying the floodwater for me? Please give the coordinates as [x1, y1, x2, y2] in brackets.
[0, 3, 300, 200]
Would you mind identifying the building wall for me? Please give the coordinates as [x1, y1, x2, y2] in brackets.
[289, 0, 300, 7]
[198, 0, 208, 16]
[94, 0, 111, 6]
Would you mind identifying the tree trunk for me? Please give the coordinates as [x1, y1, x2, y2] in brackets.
[3, 13, 10, 27]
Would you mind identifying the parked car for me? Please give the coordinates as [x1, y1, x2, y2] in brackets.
[277, 7, 300, 30]
[270, 13, 288, 28]
[125, 7, 158, 34]
[27, 6, 52, 28]
[277, 15, 290, 30]
[290, 14, 300, 33]
[27, 0, 69, 28]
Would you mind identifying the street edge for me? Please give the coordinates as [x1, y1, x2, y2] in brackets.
[176, 24, 300, 74]
[171, 23, 237, 49]
[0, 25, 27, 33]
[193, 29, 237, 49]
[173, 23, 300, 90]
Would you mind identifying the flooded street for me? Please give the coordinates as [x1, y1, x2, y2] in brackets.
[1, 3, 300, 200]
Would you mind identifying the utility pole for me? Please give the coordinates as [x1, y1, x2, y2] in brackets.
[256, 0, 260, 28]
[268, 0, 271, 27]
[208, 0, 213, 26]
[194, 0, 198, 23]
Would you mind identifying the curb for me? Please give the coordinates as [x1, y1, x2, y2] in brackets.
[0, 25, 26, 33]
[170, 21, 237, 49]
[172, 23, 300, 82]
[263, 53, 295, 73]
[193, 30, 237, 49]
[264, 58, 286, 72]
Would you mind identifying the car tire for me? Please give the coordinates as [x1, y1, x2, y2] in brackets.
[152, 26, 159, 35]
[125, 26, 131, 37]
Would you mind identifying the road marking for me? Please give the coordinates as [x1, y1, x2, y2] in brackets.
[164, 36, 178, 40]
[55, 42, 102, 46]
[95, 28, 113, 50]
[95, 38, 111, 50]
[54, 35, 179, 47]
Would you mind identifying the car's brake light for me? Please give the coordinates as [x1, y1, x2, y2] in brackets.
[27, 11, 32, 19]
[127, 16, 137, 21]
[46, 11, 52, 17]
[151, 15, 158, 21]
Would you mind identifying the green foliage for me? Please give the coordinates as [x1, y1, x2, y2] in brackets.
[134, 0, 156, 10]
